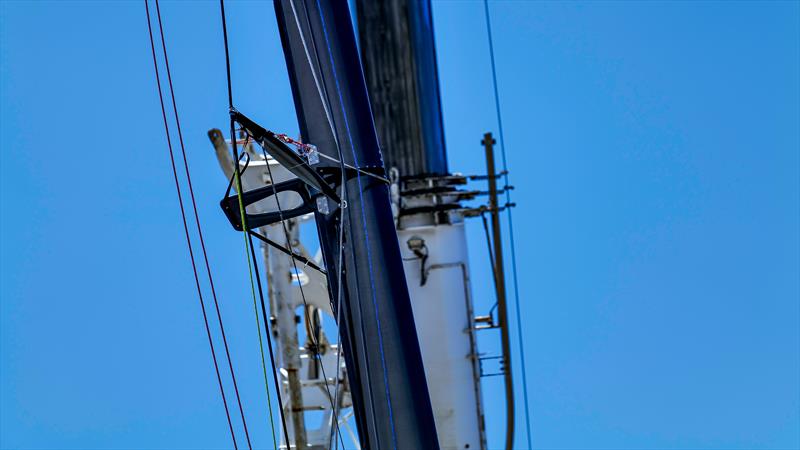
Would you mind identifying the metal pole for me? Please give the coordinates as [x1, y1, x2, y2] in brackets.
[483, 132, 515, 450]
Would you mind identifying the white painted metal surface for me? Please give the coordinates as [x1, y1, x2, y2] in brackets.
[398, 220, 486, 450]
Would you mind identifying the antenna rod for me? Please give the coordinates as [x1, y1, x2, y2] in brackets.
[483, 132, 515, 450]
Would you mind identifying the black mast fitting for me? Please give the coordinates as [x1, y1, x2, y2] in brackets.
[219, 177, 321, 231]
[231, 109, 340, 203]
[217, 110, 391, 233]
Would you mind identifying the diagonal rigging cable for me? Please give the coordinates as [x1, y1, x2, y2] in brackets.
[329, 192, 347, 450]
[289, 2, 369, 447]
[144, 1, 238, 448]
[483, 1, 533, 448]
[152, 2, 253, 448]
[231, 140, 298, 450]
[220, 1, 345, 447]
[236, 1, 355, 447]
[233, 127, 349, 449]
[294, 9, 379, 449]
[288, 0, 392, 444]
[287, 3, 378, 447]
[220, 1, 375, 447]
[256, 143, 347, 450]
[314, 1, 399, 448]
[243, 199, 294, 448]
[218, 1, 289, 447]
[233, 141, 288, 448]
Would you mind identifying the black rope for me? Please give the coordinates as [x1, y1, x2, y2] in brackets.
[219, 0, 234, 112]
[153, 3, 252, 447]
[236, 139, 294, 446]
[261, 146, 347, 450]
[330, 198, 347, 450]
[144, 1, 237, 447]
[219, 1, 290, 445]
[293, 5, 377, 446]
[247, 231, 292, 445]
[247, 230, 326, 275]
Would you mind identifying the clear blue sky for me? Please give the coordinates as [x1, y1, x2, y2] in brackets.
[1, 1, 798, 449]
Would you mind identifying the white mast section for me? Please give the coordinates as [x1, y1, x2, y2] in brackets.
[391, 172, 487, 450]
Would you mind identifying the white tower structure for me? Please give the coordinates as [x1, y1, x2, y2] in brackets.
[211, 132, 359, 449]
[392, 173, 487, 450]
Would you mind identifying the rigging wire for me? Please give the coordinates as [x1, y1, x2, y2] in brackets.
[236, 139, 293, 447]
[248, 230, 326, 275]
[233, 139, 281, 450]
[483, 1, 533, 448]
[219, 1, 348, 447]
[298, 13, 363, 450]
[218, 1, 285, 447]
[144, 1, 238, 447]
[152, 3, 252, 447]
[246, 233, 292, 445]
[246, 221, 293, 447]
[314, 1, 399, 447]
[259, 145, 347, 450]
[329, 197, 347, 450]
[290, 1, 380, 445]
[276, 133, 390, 184]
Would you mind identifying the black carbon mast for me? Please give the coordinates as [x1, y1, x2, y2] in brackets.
[355, 0, 448, 177]
[272, 0, 440, 448]
[355, 2, 516, 449]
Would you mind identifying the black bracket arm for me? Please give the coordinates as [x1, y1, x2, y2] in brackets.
[220, 178, 319, 231]
[231, 109, 341, 204]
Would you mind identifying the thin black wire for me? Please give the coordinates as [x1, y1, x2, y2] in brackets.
[248, 230, 327, 275]
[219, 1, 289, 446]
[220, 0, 234, 112]
[153, 3, 252, 447]
[248, 228, 293, 445]
[294, 3, 380, 445]
[330, 198, 346, 450]
[260, 145, 347, 450]
[236, 139, 292, 446]
[282, 4, 364, 446]
[483, 0, 532, 448]
[144, 1, 237, 447]
[313, 1, 399, 444]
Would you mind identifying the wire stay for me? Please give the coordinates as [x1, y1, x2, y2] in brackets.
[219, 0, 287, 446]
[483, 1, 533, 448]
[145, 0, 240, 447]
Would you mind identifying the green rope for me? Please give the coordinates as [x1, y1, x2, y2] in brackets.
[234, 161, 279, 449]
